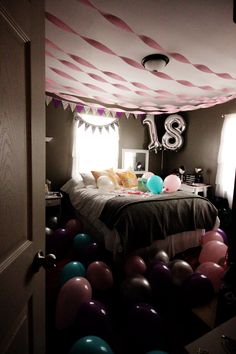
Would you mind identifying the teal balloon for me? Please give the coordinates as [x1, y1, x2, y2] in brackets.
[145, 351, 169, 354]
[146, 175, 163, 194]
[138, 178, 148, 192]
[70, 335, 114, 354]
[60, 261, 86, 286]
[73, 233, 92, 255]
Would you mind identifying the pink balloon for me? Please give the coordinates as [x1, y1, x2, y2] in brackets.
[86, 261, 113, 290]
[65, 218, 82, 236]
[196, 262, 225, 292]
[124, 255, 147, 277]
[199, 240, 228, 264]
[142, 172, 154, 180]
[164, 174, 181, 193]
[201, 230, 224, 245]
[56, 277, 92, 330]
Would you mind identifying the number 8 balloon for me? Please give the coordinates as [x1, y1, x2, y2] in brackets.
[162, 114, 186, 151]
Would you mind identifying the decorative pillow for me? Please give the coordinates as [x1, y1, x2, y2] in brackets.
[116, 170, 138, 188]
[80, 172, 97, 187]
[91, 168, 120, 189]
[60, 176, 85, 193]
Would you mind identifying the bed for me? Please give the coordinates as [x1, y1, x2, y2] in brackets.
[64, 178, 219, 260]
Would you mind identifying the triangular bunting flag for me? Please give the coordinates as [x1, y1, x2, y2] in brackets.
[85, 123, 90, 131]
[62, 100, 69, 110]
[97, 108, 105, 116]
[84, 106, 91, 114]
[76, 105, 84, 113]
[77, 120, 84, 128]
[45, 96, 52, 106]
[104, 109, 111, 117]
[92, 126, 96, 133]
[124, 112, 130, 119]
[92, 108, 97, 116]
[52, 98, 61, 108]
[69, 103, 77, 112]
[116, 112, 123, 119]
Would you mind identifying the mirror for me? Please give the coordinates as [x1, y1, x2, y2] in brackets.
[122, 149, 149, 174]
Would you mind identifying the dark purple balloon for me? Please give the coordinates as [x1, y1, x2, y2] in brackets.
[182, 272, 215, 308]
[75, 300, 112, 340]
[146, 263, 173, 298]
[82, 242, 103, 265]
[46, 228, 70, 259]
[126, 303, 163, 352]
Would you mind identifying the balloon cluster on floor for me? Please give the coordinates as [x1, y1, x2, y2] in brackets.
[48, 217, 228, 354]
[139, 172, 181, 194]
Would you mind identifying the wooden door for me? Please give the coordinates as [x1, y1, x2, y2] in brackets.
[0, 1, 45, 353]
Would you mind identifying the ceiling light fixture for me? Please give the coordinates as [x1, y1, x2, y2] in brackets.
[142, 53, 169, 72]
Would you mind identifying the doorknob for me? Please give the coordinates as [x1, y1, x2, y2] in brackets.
[32, 251, 56, 272]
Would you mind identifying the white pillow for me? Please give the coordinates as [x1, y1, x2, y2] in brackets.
[60, 176, 85, 193]
[80, 172, 97, 187]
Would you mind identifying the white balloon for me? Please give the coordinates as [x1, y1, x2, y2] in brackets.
[97, 175, 114, 191]
[142, 171, 154, 180]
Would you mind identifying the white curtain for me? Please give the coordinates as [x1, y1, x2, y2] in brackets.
[72, 115, 119, 177]
[215, 113, 236, 208]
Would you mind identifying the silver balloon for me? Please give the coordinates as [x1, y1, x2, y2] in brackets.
[162, 114, 186, 151]
[169, 259, 193, 286]
[143, 114, 162, 152]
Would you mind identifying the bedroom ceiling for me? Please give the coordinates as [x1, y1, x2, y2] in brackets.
[45, 0, 236, 115]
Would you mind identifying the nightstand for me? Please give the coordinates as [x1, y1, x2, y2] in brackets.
[45, 192, 63, 221]
[180, 183, 211, 198]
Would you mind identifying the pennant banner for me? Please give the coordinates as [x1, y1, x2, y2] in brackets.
[46, 95, 146, 119]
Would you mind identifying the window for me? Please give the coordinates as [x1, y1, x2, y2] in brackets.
[72, 114, 119, 177]
[215, 114, 236, 208]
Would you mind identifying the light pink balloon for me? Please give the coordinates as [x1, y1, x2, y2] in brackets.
[56, 277, 92, 330]
[201, 230, 224, 245]
[196, 262, 225, 292]
[124, 255, 147, 277]
[86, 261, 113, 290]
[164, 174, 181, 193]
[142, 172, 154, 180]
[199, 240, 228, 264]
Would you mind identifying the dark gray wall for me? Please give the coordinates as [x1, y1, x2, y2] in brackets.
[46, 103, 73, 190]
[46, 99, 236, 192]
[163, 99, 236, 191]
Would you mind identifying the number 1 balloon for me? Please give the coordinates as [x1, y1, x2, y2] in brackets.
[143, 114, 162, 152]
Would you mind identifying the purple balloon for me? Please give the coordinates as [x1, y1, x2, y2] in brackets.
[182, 273, 214, 307]
[46, 228, 70, 258]
[75, 300, 112, 340]
[126, 303, 163, 352]
[82, 242, 103, 265]
[146, 263, 173, 298]
[217, 228, 228, 244]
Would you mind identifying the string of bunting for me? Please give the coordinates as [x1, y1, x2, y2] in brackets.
[74, 112, 119, 133]
[45, 95, 146, 120]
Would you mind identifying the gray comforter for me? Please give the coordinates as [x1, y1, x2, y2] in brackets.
[99, 191, 218, 254]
